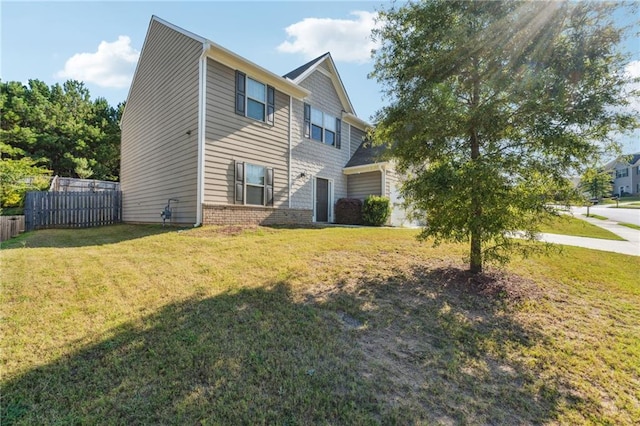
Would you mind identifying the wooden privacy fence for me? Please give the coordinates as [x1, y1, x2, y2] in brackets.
[0, 216, 25, 242]
[24, 191, 122, 231]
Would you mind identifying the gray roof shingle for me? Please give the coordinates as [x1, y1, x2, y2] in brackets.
[283, 52, 330, 80]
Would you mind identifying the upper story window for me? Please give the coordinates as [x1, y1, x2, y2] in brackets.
[235, 71, 275, 125]
[304, 103, 341, 148]
[616, 168, 629, 178]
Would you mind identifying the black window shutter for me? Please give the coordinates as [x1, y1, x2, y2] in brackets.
[265, 168, 274, 206]
[235, 71, 246, 116]
[235, 161, 244, 203]
[303, 103, 311, 138]
[335, 118, 342, 149]
[267, 86, 275, 125]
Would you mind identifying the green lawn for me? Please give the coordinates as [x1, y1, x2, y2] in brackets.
[539, 214, 625, 240]
[2, 225, 639, 424]
[600, 195, 640, 205]
[582, 213, 608, 220]
[619, 222, 640, 231]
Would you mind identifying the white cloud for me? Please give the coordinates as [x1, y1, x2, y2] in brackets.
[56, 36, 139, 88]
[277, 11, 380, 63]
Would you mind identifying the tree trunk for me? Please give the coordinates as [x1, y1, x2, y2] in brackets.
[469, 147, 482, 274]
[470, 227, 482, 274]
[469, 60, 482, 274]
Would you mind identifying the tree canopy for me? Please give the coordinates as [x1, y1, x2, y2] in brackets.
[1, 79, 122, 181]
[580, 167, 613, 201]
[371, 0, 638, 273]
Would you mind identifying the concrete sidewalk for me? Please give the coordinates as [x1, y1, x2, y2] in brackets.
[537, 214, 640, 256]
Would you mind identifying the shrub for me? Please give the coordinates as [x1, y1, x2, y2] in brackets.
[0, 157, 51, 208]
[362, 195, 391, 226]
[335, 198, 363, 225]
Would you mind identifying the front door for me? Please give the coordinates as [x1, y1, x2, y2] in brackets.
[315, 178, 329, 222]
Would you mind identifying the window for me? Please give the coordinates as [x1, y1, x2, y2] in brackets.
[304, 103, 341, 148]
[235, 71, 275, 125]
[616, 168, 629, 178]
[246, 163, 265, 205]
[234, 161, 274, 206]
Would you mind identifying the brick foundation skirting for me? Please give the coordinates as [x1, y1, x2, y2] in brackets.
[202, 204, 313, 226]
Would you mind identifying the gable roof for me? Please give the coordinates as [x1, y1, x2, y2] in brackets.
[604, 152, 640, 170]
[153, 16, 309, 99]
[283, 52, 356, 116]
[283, 52, 330, 81]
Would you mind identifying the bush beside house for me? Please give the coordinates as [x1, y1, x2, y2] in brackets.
[335, 198, 363, 225]
[362, 196, 391, 226]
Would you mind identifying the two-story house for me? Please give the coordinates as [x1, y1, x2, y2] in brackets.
[121, 16, 410, 226]
[607, 153, 640, 196]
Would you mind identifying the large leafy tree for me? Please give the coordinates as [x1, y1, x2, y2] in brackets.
[371, 0, 638, 273]
[0, 79, 122, 181]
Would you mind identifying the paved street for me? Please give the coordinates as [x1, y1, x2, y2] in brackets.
[572, 204, 640, 226]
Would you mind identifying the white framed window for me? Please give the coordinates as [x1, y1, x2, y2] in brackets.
[235, 71, 275, 125]
[234, 161, 274, 206]
[246, 78, 266, 121]
[303, 103, 341, 148]
[616, 168, 629, 178]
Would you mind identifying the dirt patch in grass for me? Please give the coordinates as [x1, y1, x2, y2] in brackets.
[431, 267, 544, 303]
[304, 260, 547, 423]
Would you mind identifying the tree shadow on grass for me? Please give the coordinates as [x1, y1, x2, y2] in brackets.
[0, 224, 184, 250]
[3, 268, 584, 424]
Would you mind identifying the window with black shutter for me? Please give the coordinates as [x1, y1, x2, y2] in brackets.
[304, 103, 341, 149]
[235, 71, 246, 116]
[235, 70, 274, 125]
[234, 161, 274, 206]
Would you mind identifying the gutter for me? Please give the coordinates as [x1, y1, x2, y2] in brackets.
[195, 42, 210, 227]
[342, 162, 389, 175]
[288, 96, 293, 208]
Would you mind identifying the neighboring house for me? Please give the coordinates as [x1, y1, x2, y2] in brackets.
[121, 16, 409, 226]
[605, 153, 640, 196]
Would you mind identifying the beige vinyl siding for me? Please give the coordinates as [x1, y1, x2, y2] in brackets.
[290, 69, 351, 212]
[120, 19, 201, 224]
[203, 59, 290, 207]
[348, 171, 382, 201]
[349, 126, 366, 158]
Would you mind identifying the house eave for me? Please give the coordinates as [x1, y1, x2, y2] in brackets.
[343, 162, 390, 175]
[206, 44, 310, 100]
[342, 112, 371, 130]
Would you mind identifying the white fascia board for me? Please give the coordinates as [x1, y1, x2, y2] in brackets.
[343, 162, 389, 175]
[323, 56, 356, 115]
[205, 44, 310, 100]
[151, 16, 309, 100]
[342, 112, 371, 130]
[291, 54, 356, 115]
[151, 15, 207, 43]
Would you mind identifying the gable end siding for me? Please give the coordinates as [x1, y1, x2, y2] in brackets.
[349, 127, 366, 159]
[203, 59, 291, 207]
[120, 19, 202, 224]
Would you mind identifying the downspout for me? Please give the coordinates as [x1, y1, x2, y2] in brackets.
[380, 164, 387, 198]
[288, 95, 293, 208]
[195, 42, 210, 227]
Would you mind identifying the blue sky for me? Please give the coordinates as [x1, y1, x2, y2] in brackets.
[2, 0, 638, 153]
